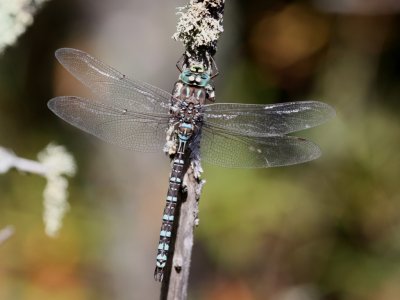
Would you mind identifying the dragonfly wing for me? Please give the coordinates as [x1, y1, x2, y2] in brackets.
[200, 127, 321, 168]
[48, 96, 169, 152]
[55, 48, 171, 114]
[203, 101, 335, 136]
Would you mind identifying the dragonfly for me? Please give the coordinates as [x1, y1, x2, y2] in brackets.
[48, 48, 335, 282]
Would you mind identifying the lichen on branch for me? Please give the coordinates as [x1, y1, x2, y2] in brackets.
[173, 0, 225, 57]
[0, 0, 51, 54]
[0, 143, 76, 237]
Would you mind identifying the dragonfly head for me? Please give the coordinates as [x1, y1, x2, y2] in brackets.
[180, 63, 210, 87]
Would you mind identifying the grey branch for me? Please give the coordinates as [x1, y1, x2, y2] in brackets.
[166, 168, 205, 299]
[162, 0, 225, 299]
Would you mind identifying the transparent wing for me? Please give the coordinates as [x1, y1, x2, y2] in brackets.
[48, 96, 169, 152]
[200, 127, 321, 168]
[203, 101, 335, 136]
[55, 48, 171, 114]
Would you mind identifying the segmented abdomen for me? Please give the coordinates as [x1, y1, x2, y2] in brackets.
[154, 154, 185, 282]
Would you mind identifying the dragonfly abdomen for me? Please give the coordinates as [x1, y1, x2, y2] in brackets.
[154, 152, 186, 282]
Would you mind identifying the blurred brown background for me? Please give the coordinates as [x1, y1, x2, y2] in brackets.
[1, 0, 400, 299]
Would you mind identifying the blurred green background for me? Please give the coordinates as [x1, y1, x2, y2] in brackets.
[1, 0, 400, 299]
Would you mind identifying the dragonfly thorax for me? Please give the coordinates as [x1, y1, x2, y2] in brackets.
[179, 102, 201, 122]
[171, 72, 208, 130]
[170, 100, 203, 137]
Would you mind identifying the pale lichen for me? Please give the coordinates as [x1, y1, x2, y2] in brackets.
[0, 143, 76, 237]
[38, 143, 76, 237]
[172, 0, 224, 53]
[164, 125, 177, 155]
[191, 159, 203, 179]
[0, 0, 51, 54]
